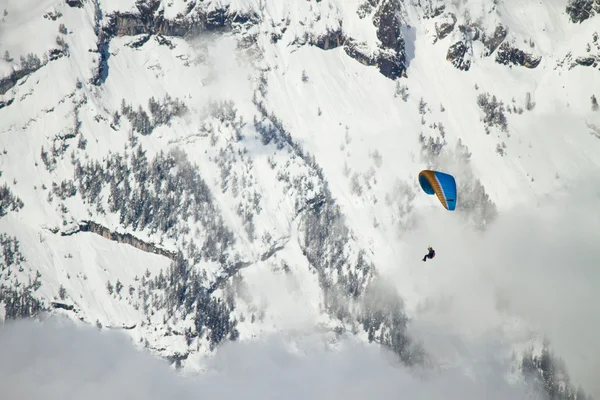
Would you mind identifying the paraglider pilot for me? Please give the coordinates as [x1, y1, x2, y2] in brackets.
[422, 247, 435, 262]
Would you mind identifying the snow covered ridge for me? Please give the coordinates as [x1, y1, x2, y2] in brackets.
[87, 0, 409, 81]
[1, 0, 599, 91]
[1, 0, 600, 399]
[0, 0, 428, 364]
[87, 0, 600, 83]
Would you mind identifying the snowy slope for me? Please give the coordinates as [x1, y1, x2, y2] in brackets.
[1, 0, 599, 398]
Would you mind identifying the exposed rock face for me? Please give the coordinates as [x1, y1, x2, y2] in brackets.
[495, 42, 542, 68]
[312, 28, 346, 51]
[343, 39, 377, 67]
[576, 55, 598, 66]
[63, 220, 178, 260]
[445, 24, 478, 71]
[0, 98, 14, 110]
[447, 40, 471, 71]
[51, 302, 75, 311]
[81, 0, 409, 84]
[373, 0, 407, 79]
[306, 0, 407, 80]
[0, 71, 25, 96]
[435, 13, 456, 41]
[482, 25, 508, 57]
[422, 1, 445, 19]
[0, 56, 46, 95]
[566, 0, 600, 23]
[105, 1, 258, 39]
[357, 0, 379, 19]
[558, 32, 600, 70]
[89, 1, 258, 85]
[442, 21, 540, 71]
[66, 0, 84, 8]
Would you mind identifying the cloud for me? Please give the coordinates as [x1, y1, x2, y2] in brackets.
[186, 33, 257, 109]
[388, 181, 600, 398]
[196, 332, 541, 400]
[0, 316, 541, 400]
[0, 317, 196, 400]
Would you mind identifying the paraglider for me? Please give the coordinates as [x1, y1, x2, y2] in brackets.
[418, 170, 457, 211]
[422, 247, 435, 262]
[417, 170, 456, 262]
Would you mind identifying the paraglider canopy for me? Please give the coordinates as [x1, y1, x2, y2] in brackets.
[418, 170, 457, 211]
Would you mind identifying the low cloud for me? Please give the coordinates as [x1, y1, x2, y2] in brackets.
[0, 317, 196, 400]
[0, 316, 541, 400]
[390, 182, 600, 398]
[187, 33, 257, 109]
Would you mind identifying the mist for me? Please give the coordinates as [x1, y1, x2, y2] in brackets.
[388, 181, 600, 398]
[186, 33, 257, 109]
[0, 316, 543, 400]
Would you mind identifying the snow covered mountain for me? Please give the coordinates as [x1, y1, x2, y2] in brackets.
[1, 0, 599, 398]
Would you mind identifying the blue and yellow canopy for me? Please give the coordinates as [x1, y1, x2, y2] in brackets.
[418, 170, 457, 211]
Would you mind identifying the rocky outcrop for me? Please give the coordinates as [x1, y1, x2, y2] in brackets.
[123, 33, 173, 51]
[61, 220, 177, 260]
[442, 21, 511, 70]
[566, 0, 600, 23]
[90, 0, 108, 85]
[305, 27, 375, 68]
[106, 1, 190, 38]
[0, 98, 14, 110]
[442, 19, 539, 71]
[446, 24, 480, 71]
[343, 39, 377, 67]
[446, 20, 509, 70]
[0, 59, 43, 96]
[311, 28, 346, 51]
[576, 55, 598, 66]
[309, 29, 377, 69]
[66, 0, 84, 8]
[482, 25, 508, 56]
[43, 10, 63, 21]
[51, 301, 75, 311]
[571, 32, 600, 68]
[89, 1, 258, 85]
[446, 40, 471, 71]
[495, 42, 542, 68]
[422, 2, 445, 19]
[95, 0, 408, 83]
[104, 2, 258, 39]
[434, 13, 456, 41]
[373, 0, 407, 79]
[306, 0, 407, 80]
